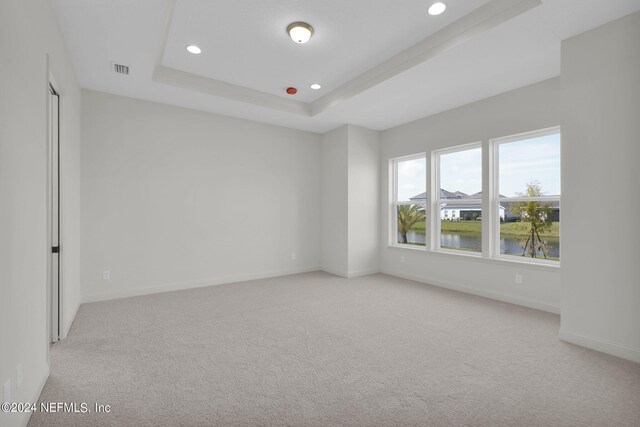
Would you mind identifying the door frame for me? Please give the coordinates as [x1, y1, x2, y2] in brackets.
[47, 68, 62, 345]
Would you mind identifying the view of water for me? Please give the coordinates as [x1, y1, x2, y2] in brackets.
[403, 231, 560, 259]
[441, 234, 481, 252]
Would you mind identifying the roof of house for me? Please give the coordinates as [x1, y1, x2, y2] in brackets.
[409, 189, 468, 201]
[466, 191, 482, 199]
[409, 190, 560, 211]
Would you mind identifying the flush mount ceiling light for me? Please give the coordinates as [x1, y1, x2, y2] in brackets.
[287, 22, 314, 44]
[186, 44, 202, 54]
[428, 2, 447, 15]
[310, 83, 322, 90]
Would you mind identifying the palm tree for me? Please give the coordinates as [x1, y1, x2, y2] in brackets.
[397, 204, 426, 244]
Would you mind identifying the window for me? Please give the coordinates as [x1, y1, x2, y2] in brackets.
[434, 143, 482, 253]
[493, 128, 560, 262]
[388, 127, 560, 266]
[391, 154, 426, 247]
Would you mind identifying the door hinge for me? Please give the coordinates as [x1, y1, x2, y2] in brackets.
[52, 246, 60, 253]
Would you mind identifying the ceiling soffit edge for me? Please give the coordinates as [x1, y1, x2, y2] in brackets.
[151, 0, 542, 117]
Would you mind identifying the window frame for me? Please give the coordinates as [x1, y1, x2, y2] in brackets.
[490, 126, 561, 265]
[432, 142, 483, 255]
[390, 153, 427, 249]
[387, 126, 561, 269]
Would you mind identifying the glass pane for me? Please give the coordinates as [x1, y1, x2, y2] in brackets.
[439, 147, 482, 252]
[396, 157, 426, 202]
[441, 219, 482, 252]
[499, 133, 560, 198]
[500, 203, 560, 261]
[440, 147, 482, 197]
[396, 204, 426, 246]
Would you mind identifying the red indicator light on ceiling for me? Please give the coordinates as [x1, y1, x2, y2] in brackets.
[286, 87, 298, 95]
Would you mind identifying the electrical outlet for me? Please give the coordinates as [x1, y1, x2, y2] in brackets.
[291, 253, 296, 260]
[4, 379, 11, 403]
[103, 270, 111, 280]
[400, 256, 405, 264]
[16, 364, 23, 388]
[515, 274, 523, 284]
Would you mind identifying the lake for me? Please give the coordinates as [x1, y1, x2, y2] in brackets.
[404, 231, 560, 259]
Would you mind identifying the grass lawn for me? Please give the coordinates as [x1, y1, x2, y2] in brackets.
[409, 220, 559, 238]
[500, 221, 559, 238]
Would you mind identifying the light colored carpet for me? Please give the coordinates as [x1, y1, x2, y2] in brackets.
[29, 272, 640, 426]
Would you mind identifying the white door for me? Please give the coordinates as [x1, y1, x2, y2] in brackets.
[49, 84, 60, 343]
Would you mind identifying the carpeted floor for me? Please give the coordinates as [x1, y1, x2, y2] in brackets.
[29, 272, 640, 426]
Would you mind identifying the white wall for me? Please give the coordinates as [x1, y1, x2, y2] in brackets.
[347, 125, 380, 276]
[321, 126, 349, 276]
[321, 125, 380, 277]
[81, 90, 321, 301]
[58, 44, 83, 343]
[0, 1, 82, 426]
[560, 11, 640, 363]
[380, 78, 562, 313]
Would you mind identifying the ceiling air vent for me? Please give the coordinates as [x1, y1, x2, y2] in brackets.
[112, 62, 130, 75]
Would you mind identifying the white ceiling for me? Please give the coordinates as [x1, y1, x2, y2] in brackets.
[163, 0, 491, 103]
[52, 0, 640, 133]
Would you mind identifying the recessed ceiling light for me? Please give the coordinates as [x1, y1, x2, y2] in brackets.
[428, 2, 447, 15]
[186, 45, 202, 55]
[287, 22, 314, 44]
[310, 83, 322, 90]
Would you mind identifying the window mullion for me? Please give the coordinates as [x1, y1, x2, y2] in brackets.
[482, 139, 492, 258]
[430, 152, 439, 251]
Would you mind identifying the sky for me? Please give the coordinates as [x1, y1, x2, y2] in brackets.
[396, 157, 426, 201]
[440, 147, 482, 196]
[499, 133, 560, 197]
[396, 133, 560, 201]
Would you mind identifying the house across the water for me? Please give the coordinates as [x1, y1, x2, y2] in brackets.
[409, 190, 559, 222]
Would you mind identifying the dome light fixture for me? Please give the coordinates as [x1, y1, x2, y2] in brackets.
[186, 44, 202, 54]
[310, 83, 322, 90]
[287, 22, 314, 44]
[428, 2, 447, 16]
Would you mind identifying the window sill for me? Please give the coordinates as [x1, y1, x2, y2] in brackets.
[386, 245, 560, 271]
[489, 255, 560, 270]
[388, 244, 426, 252]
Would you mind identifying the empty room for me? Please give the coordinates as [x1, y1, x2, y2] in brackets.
[2, 0, 640, 426]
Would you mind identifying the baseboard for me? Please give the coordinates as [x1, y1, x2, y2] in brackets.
[321, 267, 380, 279]
[381, 268, 561, 314]
[82, 266, 321, 303]
[20, 364, 49, 427]
[559, 329, 640, 364]
[347, 268, 380, 278]
[321, 267, 349, 278]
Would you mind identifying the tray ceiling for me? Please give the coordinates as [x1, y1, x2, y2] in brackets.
[52, 0, 640, 132]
